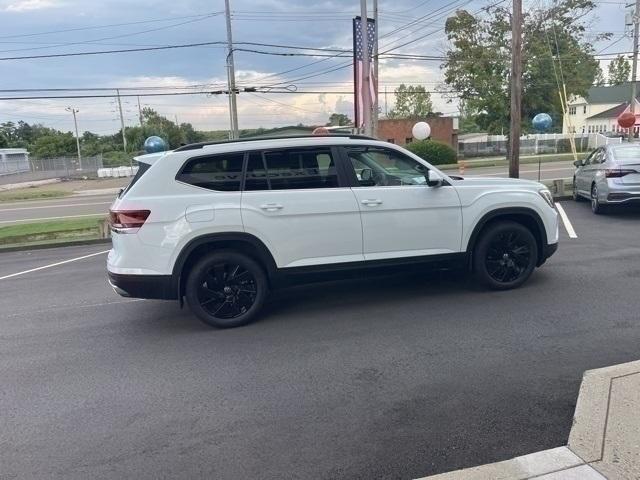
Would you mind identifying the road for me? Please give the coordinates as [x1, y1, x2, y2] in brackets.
[0, 161, 575, 225]
[0, 194, 114, 224]
[440, 159, 575, 180]
[1, 201, 639, 479]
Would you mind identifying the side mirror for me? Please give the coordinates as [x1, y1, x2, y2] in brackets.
[426, 170, 443, 188]
[360, 168, 373, 182]
[573, 160, 582, 167]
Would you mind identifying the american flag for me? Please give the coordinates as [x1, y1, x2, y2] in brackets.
[353, 16, 377, 129]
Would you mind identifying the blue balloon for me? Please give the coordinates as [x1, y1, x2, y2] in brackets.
[532, 113, 553, 132]
[143, 136, 167, 153]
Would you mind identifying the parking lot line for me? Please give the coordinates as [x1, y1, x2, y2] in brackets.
[556, 203, 578, 239]
[0, 249, 110, 281]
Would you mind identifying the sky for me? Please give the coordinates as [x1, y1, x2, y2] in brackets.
[0, 0, 633, 135]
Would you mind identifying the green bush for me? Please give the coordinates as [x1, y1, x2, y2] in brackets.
[102, 150, 134, 167]
[406, 140, 457, 165]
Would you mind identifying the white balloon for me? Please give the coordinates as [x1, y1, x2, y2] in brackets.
[412, 122, 431, 140]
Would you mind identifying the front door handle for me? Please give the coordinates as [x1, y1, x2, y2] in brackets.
[260, 203, 283, 211]
[361, 199, 383, 206]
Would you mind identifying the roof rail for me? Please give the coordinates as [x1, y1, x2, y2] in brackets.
[173, 134, 378, 152]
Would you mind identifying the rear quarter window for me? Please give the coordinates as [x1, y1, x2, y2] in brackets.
[176, 153, 244, 191]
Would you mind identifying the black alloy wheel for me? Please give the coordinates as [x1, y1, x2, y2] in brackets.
[473, 221, 538, 290]
[186, 251, 267, 328]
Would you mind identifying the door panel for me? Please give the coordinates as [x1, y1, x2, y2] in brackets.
[240, 147, 363, 268]
[343, 146, 462, 260]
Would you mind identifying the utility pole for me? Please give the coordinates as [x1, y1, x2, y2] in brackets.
[360, 0, 372, 137]
[508, 0, 522, 178]
[137, 95, 144, 127]
[175, 114, 179, 125]
[65, 107, 82, 170]
[630, 0, 640, 142]
[385, 86, 388, 117]
[116, 89, 127, 153]
[224, 0, 239, 139]
[372, 0, 379, 137]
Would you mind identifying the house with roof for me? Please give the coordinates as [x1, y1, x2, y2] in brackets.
[563, 82, 640, 136]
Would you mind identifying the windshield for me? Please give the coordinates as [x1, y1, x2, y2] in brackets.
[610, 146, 640, 164]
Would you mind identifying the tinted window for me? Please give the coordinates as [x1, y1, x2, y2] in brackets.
[245, 152, 269, 191]
[177, 153, 244, 191]
[346, 147, 428, 187]
[245, 148, 339, 191]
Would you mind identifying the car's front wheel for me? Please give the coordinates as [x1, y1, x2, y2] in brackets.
[591, 184, 607, 214]
[473, 221, 538, 290]
[185, 251, 268, 328]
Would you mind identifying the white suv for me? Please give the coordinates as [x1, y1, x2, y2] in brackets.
[107, 135, 559, 328]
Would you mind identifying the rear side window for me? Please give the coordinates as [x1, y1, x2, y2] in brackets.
[245, 148, 339, 191]
[177, 153, 244, 191]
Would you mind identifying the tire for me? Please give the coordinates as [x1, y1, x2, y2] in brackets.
[473, 221, 538, 290]
[572, 178, 584, 202]
[185, 250, 268, 328]
[591, 184, 607, 215]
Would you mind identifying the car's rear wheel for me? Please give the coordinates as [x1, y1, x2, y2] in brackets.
[473, 221, 538, 290]
[591, 184, 607, 214]
[185, 251, 268, 328]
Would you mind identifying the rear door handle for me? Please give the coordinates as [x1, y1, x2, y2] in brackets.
[260, 203, 283, 211]
[361, 199, 382, 206]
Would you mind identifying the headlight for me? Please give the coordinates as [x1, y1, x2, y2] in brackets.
[538, 189, 554, 208]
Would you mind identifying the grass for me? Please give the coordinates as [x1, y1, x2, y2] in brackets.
[0, 216, 106, 247]
[0, 189, 70, 202]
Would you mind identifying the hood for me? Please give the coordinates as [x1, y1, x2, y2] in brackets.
[450, 176, 545, 189]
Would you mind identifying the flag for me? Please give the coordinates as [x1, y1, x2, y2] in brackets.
[353, 16, 377, 129]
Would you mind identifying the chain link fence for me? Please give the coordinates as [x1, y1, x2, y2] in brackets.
[0, 155, 103, 186]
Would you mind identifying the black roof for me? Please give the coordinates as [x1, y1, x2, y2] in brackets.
[173, 134, 377, 152]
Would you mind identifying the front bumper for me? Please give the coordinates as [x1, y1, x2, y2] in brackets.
[538, 242, 558, 266]
[107, 271, 177, 300]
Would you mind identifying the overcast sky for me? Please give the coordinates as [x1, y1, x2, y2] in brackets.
[0, 0, 631, 135]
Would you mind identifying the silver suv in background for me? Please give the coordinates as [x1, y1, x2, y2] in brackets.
[573, 144, 640, 214]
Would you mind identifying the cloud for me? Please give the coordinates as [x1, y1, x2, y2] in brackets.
[3, 0, 61, 12]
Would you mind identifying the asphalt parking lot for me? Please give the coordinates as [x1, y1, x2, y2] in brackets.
[1, 201, 639, 480]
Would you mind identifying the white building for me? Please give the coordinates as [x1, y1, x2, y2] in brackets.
[0, 148, 30, 175]
[564, 82, 640, 136]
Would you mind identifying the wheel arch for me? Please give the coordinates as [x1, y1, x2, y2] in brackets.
[172, 232, 278, 300]
[466, 207, 548, 267]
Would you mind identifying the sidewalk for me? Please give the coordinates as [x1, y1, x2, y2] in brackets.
[417, 360, 640, 480]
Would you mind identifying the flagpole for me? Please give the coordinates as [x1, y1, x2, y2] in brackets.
[360, 0, 371, 136]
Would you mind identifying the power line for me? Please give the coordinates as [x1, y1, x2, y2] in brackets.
[0, 12, 222, 40]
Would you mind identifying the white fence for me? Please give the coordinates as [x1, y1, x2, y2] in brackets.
[589, 133, 623, 149]
[458, 133, 597, 158]
[97, 166, 139, 178]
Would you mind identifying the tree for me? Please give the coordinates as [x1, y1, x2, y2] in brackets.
[388, 84, 435, 119]
[326, 113, 352, 126]
[443, 0, 608, 134]
[608, 55, 631, 85]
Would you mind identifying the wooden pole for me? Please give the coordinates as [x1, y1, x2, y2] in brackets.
[509, 0, 522, 178]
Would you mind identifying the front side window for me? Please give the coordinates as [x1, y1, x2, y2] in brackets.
[177, 153, 244, 191]
[245, 148, 339, 191]
[345, 147, 428, 187]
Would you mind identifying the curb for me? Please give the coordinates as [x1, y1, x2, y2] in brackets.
[417, 359, 640, 480]
[0, 237, 111, 253]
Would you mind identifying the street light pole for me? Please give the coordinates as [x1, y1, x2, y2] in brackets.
[508, 0, 523, 178]
[116, 89, 127, 153]
[65, 107, 82, 170]
[224, 0, 239, 139]
[630, 0, 640, 142]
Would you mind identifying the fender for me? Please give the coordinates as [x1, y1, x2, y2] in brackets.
[465, 207, 548, 265]
[172, 232, 278, 296]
